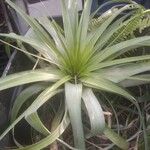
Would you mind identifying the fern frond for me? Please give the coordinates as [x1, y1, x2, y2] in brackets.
[107, 10, 150, 46]
[88, 8, 119, 31]
[90, 7, 150, 49]
[107, 9, 150, 59]
[137, 14, 150, 33]
[105, 9, 143, 46]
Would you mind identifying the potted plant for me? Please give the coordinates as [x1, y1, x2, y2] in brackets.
[1, 0, 150, 149]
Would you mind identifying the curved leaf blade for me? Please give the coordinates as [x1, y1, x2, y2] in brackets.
[82, 88, 105, 135]
[104, 126, 129, 150]
[0, 69, 60, 91]
[82, 76, 135, 100]
[0, 76, 70, 141]
[65, 82, 85, 150]
[11, 84, 47, 122]
[17, 111, 70, 150]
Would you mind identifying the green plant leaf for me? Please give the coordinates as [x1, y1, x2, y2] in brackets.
[0, 33, 56, 61]
[11, 86, 45, 148]
[50, 101, 65, 131]
[15, 110, 70, 150]
[26, 105, 75, 150]
[0, 69, 60, 91]
[82, 76, 135, 100]
[0, 76, 70, 141]
[104, 126, 129, 150]
[77, 0, 92, 51]
[90, 0, 134, 18]
[65, 82, 85, 150]
[60, 0, 74, 50]
[25, 76, 70, 116]
[12, 129, 23, 148]
[96, 36, 150, 62]
[98, 61, 150, 83]
[5, 0, 61, 57]
[11, 84, 47, 122]
[82, 88, 105, 135]
[120, 74, 150, 87]
[37, 17, 66, 54]
[87, 4, 136, 53]
[93, 12, 132, 51]
[91, 55, 150, 70]
[26, 112, 50, 136]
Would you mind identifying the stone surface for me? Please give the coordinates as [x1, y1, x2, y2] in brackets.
[14, 0, 83, 35]
[28, 0, 82, 17]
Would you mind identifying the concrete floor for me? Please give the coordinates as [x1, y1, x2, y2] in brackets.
[14, 0, 83, 34]
[28, 0, 82, 17]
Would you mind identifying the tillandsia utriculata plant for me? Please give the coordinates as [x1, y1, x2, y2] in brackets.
[1, 0, 150, 149]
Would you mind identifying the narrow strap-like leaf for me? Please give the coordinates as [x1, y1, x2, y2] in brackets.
[0, 33, 56, 60]
[11, 84, 45, 148]
[0, 76, 70, 141]
[11, 84, 47, 122]
[0, 69, 60, 91]
[37, 17, 66, 54]
[25, 76, 70, 116]
[82, 88, 105, 135]
[82, 76, 135, 100]
[90, 0, 133, 18]
[77, 0, 92, 51]
[25, 100, 64, 136]
[87, 4, 136, 52]
[96, 36, 150, 62]
[12, 129, 23, 148]
[6, 0, 61, 57]
[26, 107, 75, 150]
[16, 111, 70, 150]
[104, 126, 129, 150]
[65, 82, 85, 150]
[91, 55, 150, 71]
[26, 112, 50, 136]
[93, 12, 132, 52]
[120, 74, 150, 87]
[60, 0, 74, 50]
[97, 61, 150, 83]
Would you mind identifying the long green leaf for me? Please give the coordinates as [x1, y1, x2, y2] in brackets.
[96, 36, 150, 62]
[25, 76, 70, 116]
[82, 88, 105, 135]
[91, 0, 134, 17]
[16, 111, 70, 150]
[0, 69, 60, 91]
[98, 61, 150, 83]
[77, 0, 92, 51]
[93, 12, 132, 51]
[0, 76, 70, 141]
[26, 106, 75, 150]
[0, 33, 55, 60]
[6, 0, 61, 57]
[60, 0, 74, 50]
[26, 112, 50, 136]
[87, 4, 136, 52]
[65, 82, 85, 150]
[90, 55, 150, 71]
[11, 84, 47, 122]
[82, 76, 135, 100]
[120, 74, 150, 87]
[104, 126, 129, 150]
[37, 17, 66, 54]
